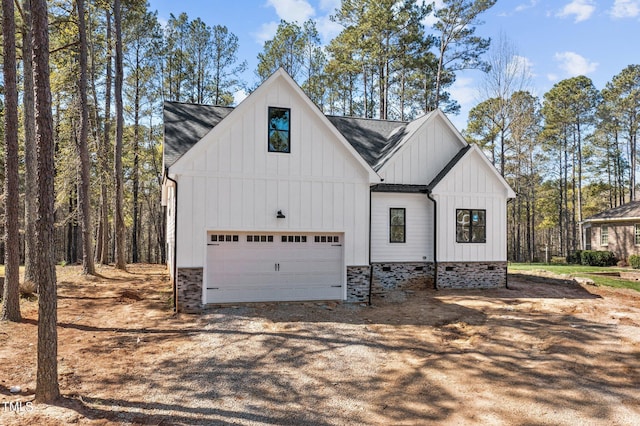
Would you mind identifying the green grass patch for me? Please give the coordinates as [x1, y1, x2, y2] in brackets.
[509, 263, 640, 292]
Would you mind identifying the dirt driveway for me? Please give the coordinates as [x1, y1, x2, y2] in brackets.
[1, 265, 639, 425]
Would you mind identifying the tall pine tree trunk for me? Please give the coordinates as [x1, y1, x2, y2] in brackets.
[97, 7, 112, 265]
[132, 50, 141, 263]
[22, 0, 37, 286]
[2, 0, 22, 322]
[32, 0, 60, 403]
[114, 0, 126, 269]
[76, 0, 95, 274]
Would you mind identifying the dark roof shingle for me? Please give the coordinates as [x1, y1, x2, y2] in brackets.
[163, 101, 233, 168]
[163, 102, 418, 171]
[326, 115, 407, 168]
[585, 201, 640, 221]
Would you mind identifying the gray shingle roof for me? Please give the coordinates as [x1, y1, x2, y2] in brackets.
[584, 201, 640, 221]
[326, 115, 408, 169]
[163, 101, 233, 168]
[371, 184, 429, 193]
[162, 100, 412, 171]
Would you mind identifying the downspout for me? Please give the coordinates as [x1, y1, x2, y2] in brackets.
[427, 191, 438, 290]
[368, 186, 373, 305]
[166, 173, 178, 312]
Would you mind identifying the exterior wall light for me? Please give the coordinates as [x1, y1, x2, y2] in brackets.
[277, 210, 286, 219]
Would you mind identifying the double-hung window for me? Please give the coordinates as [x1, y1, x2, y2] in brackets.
[456, 209, 486, 243]
[601, 225, 609, 246]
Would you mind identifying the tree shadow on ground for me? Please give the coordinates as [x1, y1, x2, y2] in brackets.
[51, 292, 639, 424]
[5, 266, 638, 425]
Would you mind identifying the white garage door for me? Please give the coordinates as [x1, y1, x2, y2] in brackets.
[205, 232, 344, 304]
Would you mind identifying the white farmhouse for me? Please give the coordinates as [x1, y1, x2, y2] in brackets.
[162, 69, 515, 312]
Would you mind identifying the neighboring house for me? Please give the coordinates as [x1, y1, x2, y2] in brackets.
[162, 68, 515, 312]
[582, 201, 640, 261]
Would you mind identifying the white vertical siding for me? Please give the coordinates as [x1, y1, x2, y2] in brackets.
[378, 116, 464, 185]
[165, 183, 176, 277]
[172, 74, 371, 268]
[431, 149, 510, 262]
[371, 192, 433, 262]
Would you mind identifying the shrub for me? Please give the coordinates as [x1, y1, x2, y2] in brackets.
[629, 255, 640, 269]
[550, 256, 567, 264]
[567, 250, 582, 264]
[580, 250, 616, 267]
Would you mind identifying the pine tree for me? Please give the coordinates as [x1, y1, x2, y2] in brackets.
[32, 0, 60, 403]
[76, 0, 95, 274]
[1, 0, 22, 322]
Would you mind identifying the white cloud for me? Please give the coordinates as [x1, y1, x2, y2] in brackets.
[609, 0, 640, 18]
[547, 73, 559, 82]
[318, 0, 341, 13]
[515, 0, 539, 13]
[316, 14, 343, 42]
[266, 0, 315, 23]
[557, 0, 595, 22]
[512, 55, 536, 78]
[450, 76, 477, 110]
[422, 13, 438, 28]
[422, 0, 445, 27]
[554, 51, 598, 76]
[234, 89, 248, 106]
[157, 16, 168, 30]
[252, 21, 280, 45]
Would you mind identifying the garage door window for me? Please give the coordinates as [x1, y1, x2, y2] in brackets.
[282, 235, 308, 243]
[314, 235, 340, 243]
[247, 235, 274, 242]
[211, 234, 239, 242]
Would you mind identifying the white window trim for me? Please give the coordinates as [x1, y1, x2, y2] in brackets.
[600, 225, 609, 247]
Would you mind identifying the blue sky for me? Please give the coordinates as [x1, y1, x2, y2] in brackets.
[147, 0, 640, 129]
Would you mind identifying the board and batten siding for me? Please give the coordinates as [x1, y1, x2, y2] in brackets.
[371, 192, 433, 262]
[164, 182, 176, 279]
[169, 73, 372, 270]
[431, 147, 512, 262]
[377, 111, 466, 185]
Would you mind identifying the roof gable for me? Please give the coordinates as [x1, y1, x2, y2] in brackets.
[428, 144, 516, 198]
[166, 69, 379, 180]
[374, 109, 469, 185]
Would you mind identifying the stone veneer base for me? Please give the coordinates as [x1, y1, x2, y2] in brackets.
[436, 261, 507, 289]
[346, 265, 371, 303]
[176, 267, 203, 313]
[371, 262, 434, 298]
[174, 261, 508, 312]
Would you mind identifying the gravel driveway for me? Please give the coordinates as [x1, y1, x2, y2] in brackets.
[1, 266, 639, 425]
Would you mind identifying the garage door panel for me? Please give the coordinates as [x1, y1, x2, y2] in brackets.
[205, 232, 344, 304]
[206, 285, 342, 304]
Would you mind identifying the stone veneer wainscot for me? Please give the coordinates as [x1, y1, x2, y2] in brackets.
[436, 262, 507, 289]
[176, 267, 203, 313]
